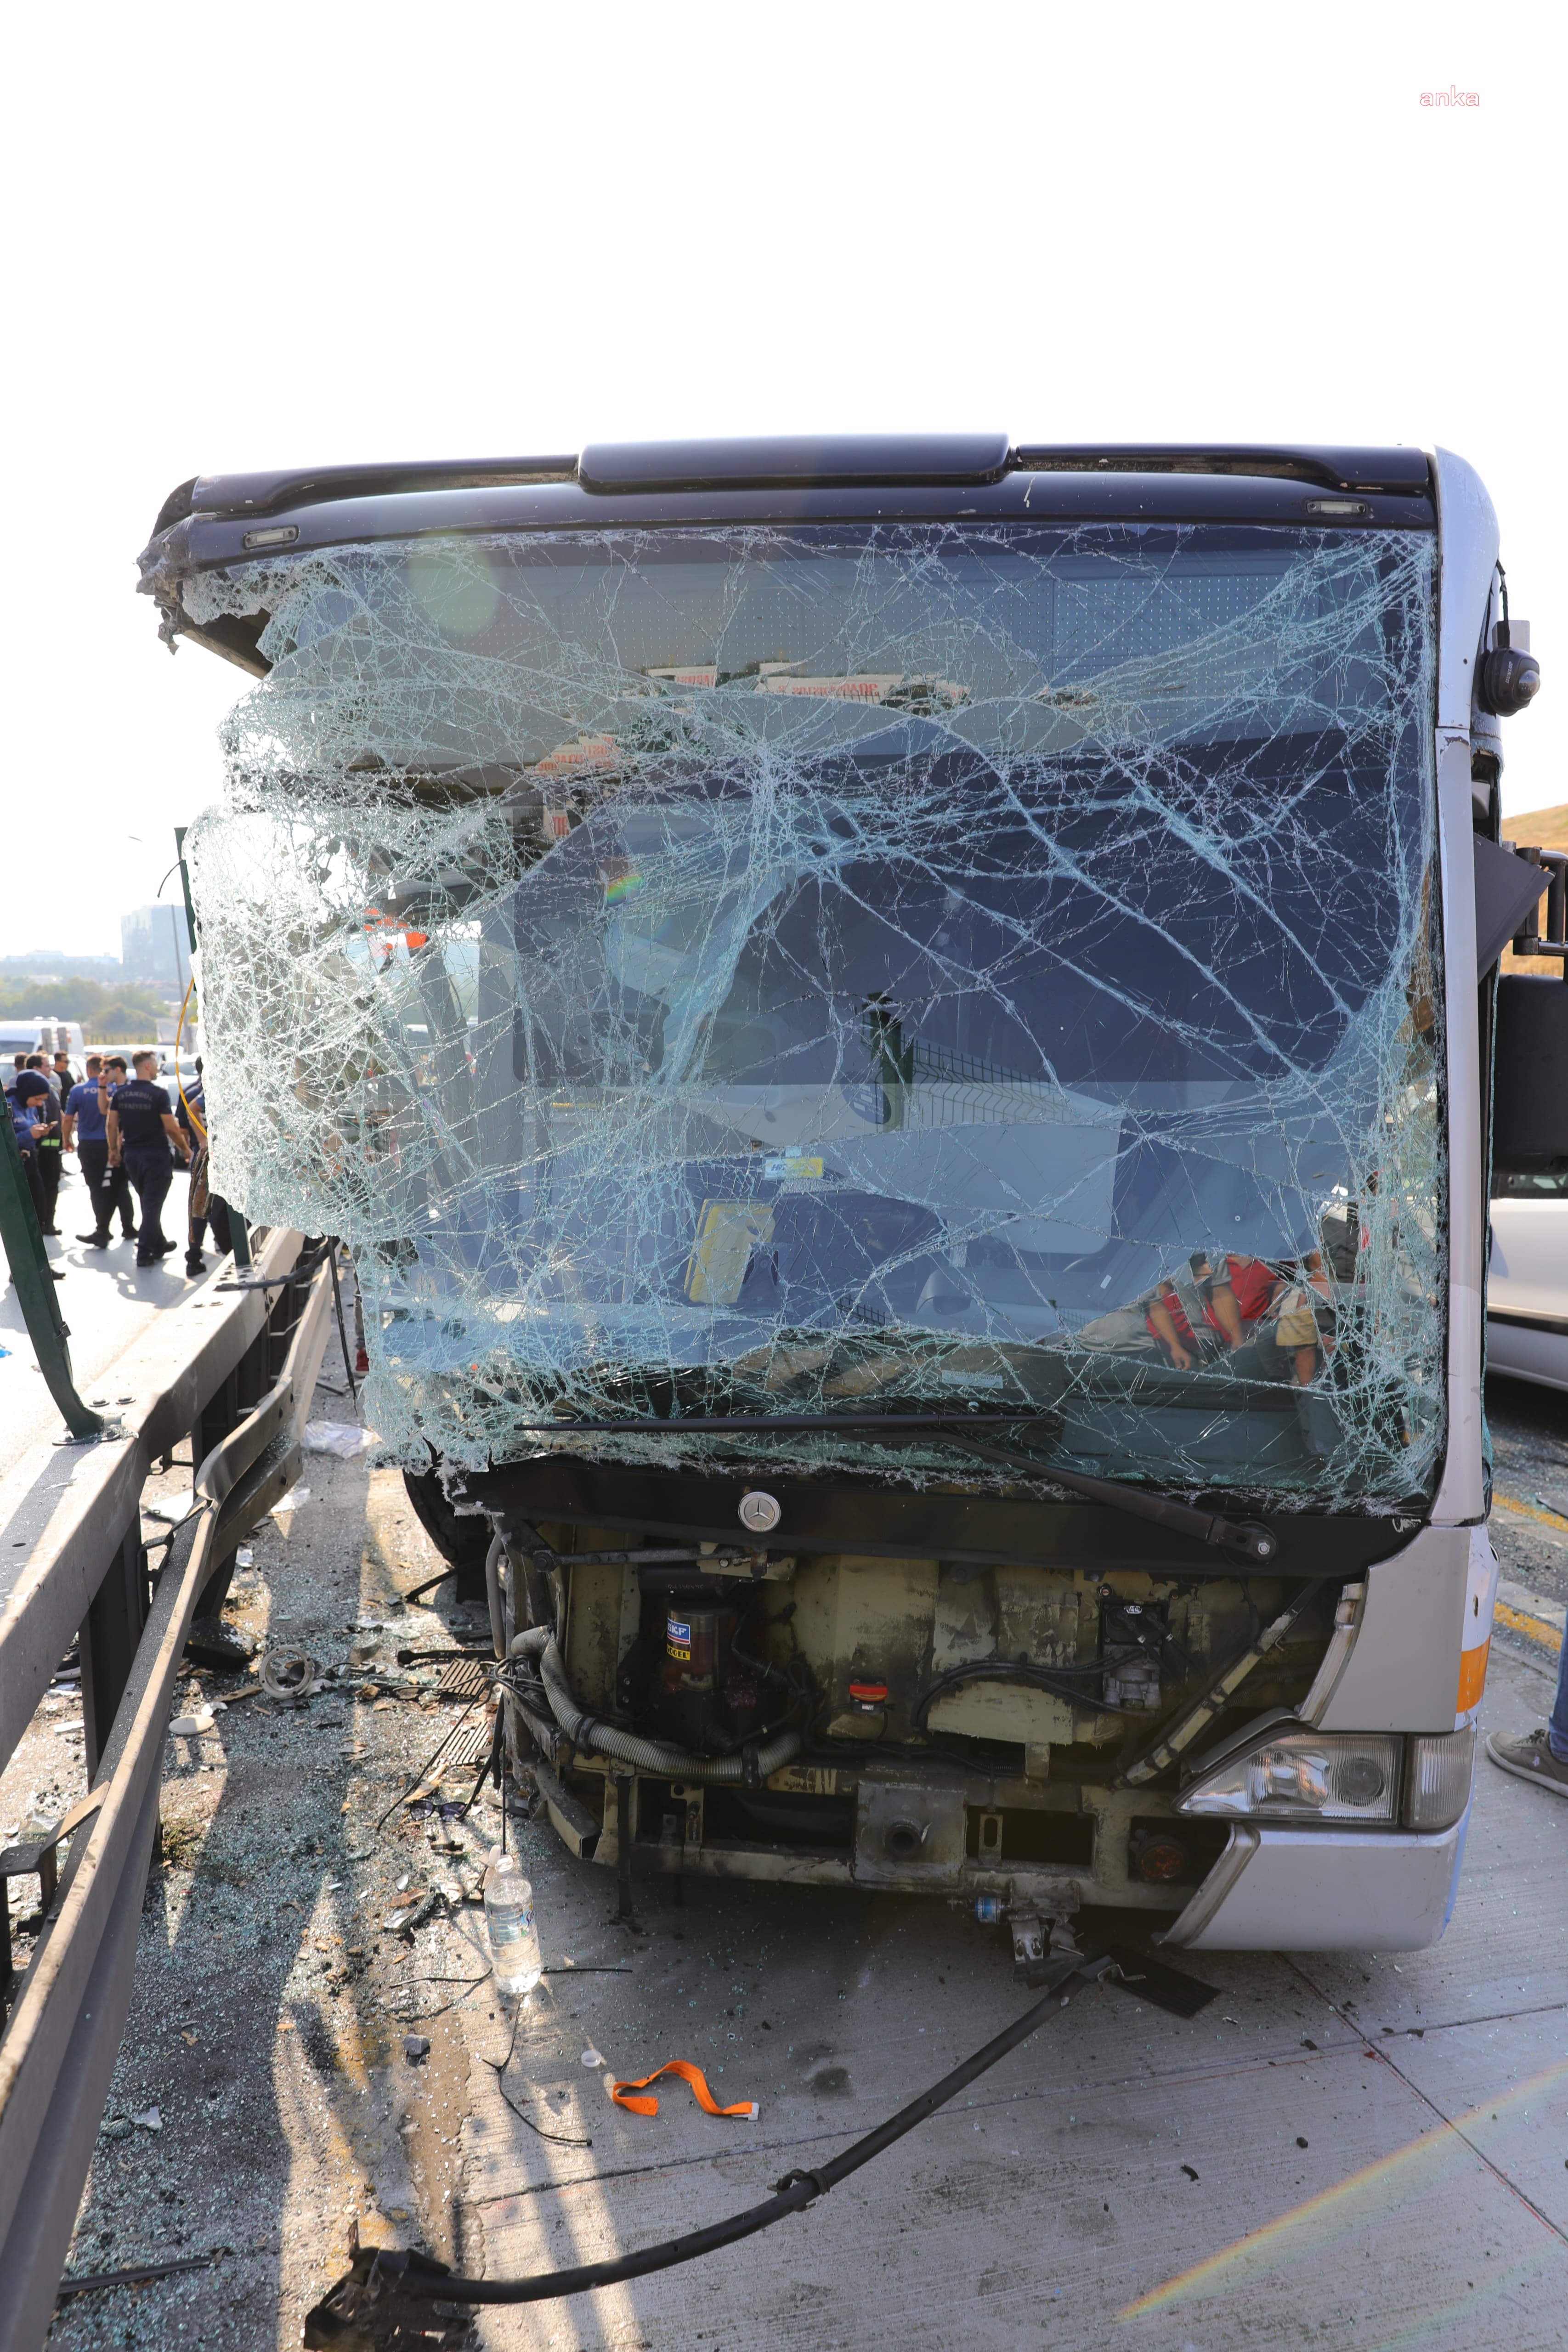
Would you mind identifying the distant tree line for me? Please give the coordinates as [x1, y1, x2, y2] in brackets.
[0, 974, 179, 1041]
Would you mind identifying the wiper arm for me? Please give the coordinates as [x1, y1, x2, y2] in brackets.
[502, 1411, 1042, 1434]
[509, 1407, 1278, 1566]
[935, 1427, 1279, 1567]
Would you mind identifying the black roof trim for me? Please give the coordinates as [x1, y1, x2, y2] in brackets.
[577, 434, 1012, 492]
[170, 440, 1429, 528]
[190, 457, 580, 519]
[1012, 444, 1431, 494]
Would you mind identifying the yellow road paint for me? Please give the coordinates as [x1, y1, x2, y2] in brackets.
[1493, 1488, 1568, 1535]
[1494, 1597, 1564, 1654]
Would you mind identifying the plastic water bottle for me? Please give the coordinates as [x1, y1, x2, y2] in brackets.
[484, 1853, 543, 1996]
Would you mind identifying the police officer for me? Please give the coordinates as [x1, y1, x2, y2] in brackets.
[106, 1050, 191, 1268]
[62, 1053, 137, 1246]
[8, 1072, 65, 1277]
[20, 1062, 64, 1231]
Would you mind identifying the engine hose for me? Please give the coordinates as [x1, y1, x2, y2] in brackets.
[307, 1951, 1112, 2321]
[509, 1626, 803, 1785]
[484, 1532, 507, 1662]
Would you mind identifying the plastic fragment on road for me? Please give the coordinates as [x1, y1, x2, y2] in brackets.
[169, 1710, 216, 1736]
[302, 1421, 381, 1458]
[130, 2106, 162, 2132]
[581, 2045, 605, 2067]
[607, 2059, 759, 2119]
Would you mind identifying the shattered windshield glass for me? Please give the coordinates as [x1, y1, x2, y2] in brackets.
[184, 520, 1442, 1506]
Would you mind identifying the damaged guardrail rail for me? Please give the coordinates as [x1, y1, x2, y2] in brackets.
[0, 1234, 335, 2352]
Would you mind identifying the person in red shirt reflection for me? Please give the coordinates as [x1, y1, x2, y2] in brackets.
[1146, 1252, 1280, 1371]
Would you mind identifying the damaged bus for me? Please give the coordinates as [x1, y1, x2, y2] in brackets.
[136, 437, 1566, 1956]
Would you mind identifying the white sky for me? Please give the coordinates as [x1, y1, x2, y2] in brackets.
[4, 0, 1557, 959]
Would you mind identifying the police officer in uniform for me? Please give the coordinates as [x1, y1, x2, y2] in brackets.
[62, 1053, 137, 1245]
[106, 1051, 191, 1267]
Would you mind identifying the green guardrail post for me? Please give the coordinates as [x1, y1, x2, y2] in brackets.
[173, 824, 198, 959]
[0, 1101, 103, 1440]
[174, 821, 252, 1269]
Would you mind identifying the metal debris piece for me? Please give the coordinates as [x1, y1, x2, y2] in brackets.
[260, 1647, 320, 1700]
[57, 2249, 224, 2299]
[185, 1617, 257, 1669]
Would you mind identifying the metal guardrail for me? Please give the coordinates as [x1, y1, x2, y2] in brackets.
[0, 1240, 335, 2352]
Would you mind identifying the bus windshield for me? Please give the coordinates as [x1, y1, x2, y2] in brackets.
[186, 519, 1443, 1507]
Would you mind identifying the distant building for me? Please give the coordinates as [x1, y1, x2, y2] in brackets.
[121, 903, 191, 994]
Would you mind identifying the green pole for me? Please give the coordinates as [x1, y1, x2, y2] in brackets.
[0, 1103, 103, 1440]
[173, 824, 198, 956]
[173, 822, 251, 1269]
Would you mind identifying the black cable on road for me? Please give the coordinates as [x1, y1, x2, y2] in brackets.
[307, 1952, 1113, 2326]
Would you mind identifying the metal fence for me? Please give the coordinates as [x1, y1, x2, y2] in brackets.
[0, 1224, 334, 2350]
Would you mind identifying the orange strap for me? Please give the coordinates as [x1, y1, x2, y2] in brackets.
[607, 2059, 758, 2119]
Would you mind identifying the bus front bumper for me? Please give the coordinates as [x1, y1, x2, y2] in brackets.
[1161, 1807, 1471, 1953]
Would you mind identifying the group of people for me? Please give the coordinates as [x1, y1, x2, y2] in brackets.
[1141, 1203, 1364, 1387]
[5, 1048, 230, 1278]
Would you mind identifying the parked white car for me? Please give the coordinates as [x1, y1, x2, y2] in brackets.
[1489, 1171, 1568, 1391]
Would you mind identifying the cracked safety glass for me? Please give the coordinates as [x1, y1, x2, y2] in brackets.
[183, 520, 1442, 1506]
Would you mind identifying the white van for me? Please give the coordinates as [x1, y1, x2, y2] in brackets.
[1489, 1170, 1568, 1391]
[0, 1016, 86, 1065]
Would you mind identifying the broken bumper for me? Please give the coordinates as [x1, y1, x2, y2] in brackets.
[1161, 1803, 1472, 1952]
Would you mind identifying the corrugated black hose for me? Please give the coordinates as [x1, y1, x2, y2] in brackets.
[303, 1951, 1113, 2334]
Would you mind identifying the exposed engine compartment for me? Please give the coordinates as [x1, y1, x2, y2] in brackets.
[478, 1491, 1344, 1917]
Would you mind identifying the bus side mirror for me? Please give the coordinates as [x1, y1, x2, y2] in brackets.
[1494, 976, 1568, 1176]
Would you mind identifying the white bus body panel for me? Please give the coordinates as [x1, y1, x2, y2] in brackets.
[1428, 448, 1499, 1534]
[1304, 1524, 1469, 1731]
[1167, 455, 1498, 1954]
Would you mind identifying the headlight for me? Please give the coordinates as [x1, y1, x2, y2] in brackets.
[1404, 1724, 1475, 1829]
[1178, 1727, 1401, 1823]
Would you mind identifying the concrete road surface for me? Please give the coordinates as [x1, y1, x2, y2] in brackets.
[0, 1163, 196, 1474]
[38, 1375, 1568, 2352]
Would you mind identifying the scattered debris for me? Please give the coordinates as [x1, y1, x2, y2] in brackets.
[130, 2106, 162, 2132]
[607, 2060, 758, 2120]
[302, 1421, 380, 1459]
[382, 1889, 442, 1936]
[581, 2046, 605, 2068]
[57, 2250, 225, 2299]
[168, 1711, 215, 1738]
[260, 1648, 320, 1701]
[403, 2034, 431, 2063]
[185, 1617, 256, 1668]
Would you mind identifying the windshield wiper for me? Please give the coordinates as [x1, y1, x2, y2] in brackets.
[504, 1411, 1041, 1434]
[933, 1427, 1279, 1566]
[505, 1407, 1279, 1565]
